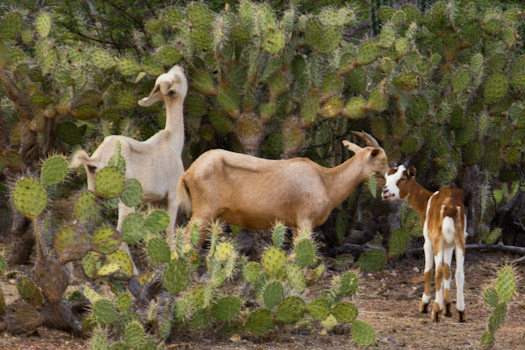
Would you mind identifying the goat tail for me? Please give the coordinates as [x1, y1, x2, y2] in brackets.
[440, 205, 458, 245]
[177, 175, 192, 215]
[69, 149, 91, 169]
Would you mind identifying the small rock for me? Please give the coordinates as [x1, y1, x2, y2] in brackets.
[229, 334, 241, 342]
[412, 267, 420, 273]
[391, 270, 398, 277]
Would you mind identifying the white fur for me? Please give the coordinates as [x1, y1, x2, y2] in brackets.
[455, 248, 465, 311]
[69, 65, 188, 273]
[442, 216, 455, 245]
[382, 165, 405, 200]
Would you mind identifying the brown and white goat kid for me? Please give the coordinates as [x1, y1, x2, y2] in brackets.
[382, 165, 467, 322]
[178, 131, 389, 247]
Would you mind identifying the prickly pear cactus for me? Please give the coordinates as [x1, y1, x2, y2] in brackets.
[40, 155, 68, 186]
[12, 177, 47, 219]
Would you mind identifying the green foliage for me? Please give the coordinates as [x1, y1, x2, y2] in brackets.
[12, 177, 47, 219]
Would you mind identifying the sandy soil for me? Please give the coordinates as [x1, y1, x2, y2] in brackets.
[0, 250, 523, 350]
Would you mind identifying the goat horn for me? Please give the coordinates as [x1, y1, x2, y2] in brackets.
[351, 130, 381, 148]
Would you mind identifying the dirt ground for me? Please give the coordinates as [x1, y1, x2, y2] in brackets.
[0, 250, 523, 350]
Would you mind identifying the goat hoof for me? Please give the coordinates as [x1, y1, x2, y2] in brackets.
[432, 312, 440, 322]
[444, 303, 452, 317]
[419, 301, 429, 314]
[458, 310, 466, 323]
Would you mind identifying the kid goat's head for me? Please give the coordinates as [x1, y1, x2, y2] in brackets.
[342, 131, 389, 180]
[381, 165, 417, 201]
[138, 65, 188, 106]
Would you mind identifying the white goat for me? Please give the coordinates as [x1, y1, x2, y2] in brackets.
[69, 65, 187, 270]
[382, 165, 467, 322]
[177, 131, 389, 247]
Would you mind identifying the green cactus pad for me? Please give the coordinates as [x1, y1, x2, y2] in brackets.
[488, 303, 507, 334]
[379, 24, 396, 48]
[336, 271, 359, 297]
[40, 155, 68, 186]
[217, 85, 241, 118]
[452, 68, 471, 94]
[94, 166, 125, 199]
[91, 50, 116, 69]
[81, 251, 103, 279]
[331, 302, 357, 323]
[17, 277, 44, 309]
[214, 242, 234, 262]
[261, 246, 287, 278]
[163, 7, 184, 28]
[245, 308, 274, 336]
[351, 320, 376, 346]
[262, 28, 285, 54]
[121, 213, 145, 245]
[106, 250, 134, 277]
[483, 286, 499, 308]
[275, 296, 306, 324]
[117, 293, 132, 312]
[263, 281, 284, 310]
[156, 46, 181, 66]
[367, 88, 388, 112]
[144, 209, 170, 233]
[245, 262, 261, 283]
[93, 299, 119, 324]
[12, 177, 47, 219]
[484, 73, 509, 105]
[74, 190, 101, 223]
[95, 262, 120, 277]
[117, 91, 137, 110]
[146, 237, 171, 263]
[208, 110, 234, 134]
[305, 18, 341, 54]
[91, 226, 121, 255]
[91, 330, 109, 350]
[162, 258, 189, 294]
[211, 296, 242, 321]
[306, 298, 331, 321]
[120, 178, 143, 208]
[393, 72, 421, 90]
[389, 228, 410, 256]
[343, 97, 366, 119]
[320, 96, 344, 119]
[0, 12, 23, 39]
[272, 223, 286, 248]
[357, 40, 379, 65]
[124, 320, 144, 348]
[35, 12, 52, 38]
[300, 90, 320, 127]
[495, 266, 516, 303]
[356, 250, 386, 272]
[294, 239, 316, 267]
[57, 121, 83, 145]
[142, 56, 164, 76]
[192, 70, 215, 95]
[54, 223, 90, 264]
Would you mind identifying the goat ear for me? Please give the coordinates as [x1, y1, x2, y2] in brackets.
[342, 140, 362, 154]
[138, 84, 162, 106]
[407, 166, 416, 178]
[370, 148, 380, 157]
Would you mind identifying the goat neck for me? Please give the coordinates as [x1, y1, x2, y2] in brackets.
[404, 179, 434, 224]
[323, 149, 374, 207]
[163, 96, 185, 151]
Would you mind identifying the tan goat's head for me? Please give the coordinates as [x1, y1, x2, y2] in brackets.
[381, 165, 417, 201]
[342, 131, 389, 182]
[138, 65, 188, 106]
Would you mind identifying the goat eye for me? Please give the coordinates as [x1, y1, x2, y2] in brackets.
[167, 90, 176, 97]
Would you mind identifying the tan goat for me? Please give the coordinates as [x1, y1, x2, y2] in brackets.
[382, 165, 467, 322]
[177, 131, 389, 247]
[69, 65, 187, 272]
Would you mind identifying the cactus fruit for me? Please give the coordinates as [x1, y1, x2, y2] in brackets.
[54, 223, 90, 264]
[162, 259, 189, 294]
[93, 299, 119, 324]
[275, 296, 305, 324]
[351, 320, 376, 346]
[261, 246, 287, 278]
[331, 302, 357, 323]
[17, 278, 44, 309]
[294, 238, 317, 267]
[356, 250, 386, 272]
[91, 226, 121, 255]
[120, 179, 143, 208]
[263, 281, 284, 310]
[40, 155, 68, 186]
[121, 213, 145, 245]
[495, 266, 516, 303]
[306, 298, 330, 321]
[12, 177, 47, 219]
[211, 296, 242, 321]
[124, 320, 144, 348]
[146, 237, 171, 263]
[245, 308, 274, 336]
[94, 167, 125, 199]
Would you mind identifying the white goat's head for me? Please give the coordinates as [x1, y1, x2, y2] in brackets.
[138, 65, 188, 106]
[342, 131, 389, 181]
[381, 165, 416, 201]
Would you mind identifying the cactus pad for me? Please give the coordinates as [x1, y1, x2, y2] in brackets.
[94, 166, 125, 199]
[35, 12, 52, 38]
[93, 299, 119, 324]
[17, 277, 44, 309]
[306, 298, 330, 321]
[121, 213, 145, 245]
[351, 320, 376, 346]
[106, 250, 134, 277]
[331, 302, 357, 323]
[263, 281, 284, 310]
[124, 320, 144, 348]
[275, 296, 305, 324]
[146, 237, 171, 263]
[245, 262, 261, 283]
[357, 40, 379, 65]
[245, 308, 274, 335]
[81, 251, 103, 279]
[336, 271, 359, 297]
[91, 226, 121, 255]
[74, 190, 101, 223]
[356, 250, 386, 272]
[495, 266, 516, 303]
[294, 238, 317, 267]
[484, 73, 509, 105]
[12, 177, 47, 219]
[214, 242, 234, 262]
[211, 296, 242, 321]
[0, 12, 23, 39]
[144, 209, 170, 233]
[343, 97, 366, 119]
[54, 223, 90, 263]
[262, 28, 285, 54]
[120, 178, 143, 208]
[272, 223, 286, 248]
[389, 228, 410, 255]
[40, 155, 68, 186]
[261, 246, 287, 278]
[91, 50, 116, 69]
[483, 286, 499, 308]
[488, 303, 507, 334]
[162, 258, 189, 294]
